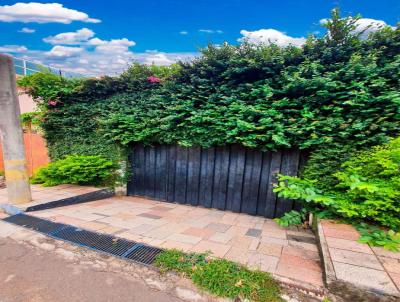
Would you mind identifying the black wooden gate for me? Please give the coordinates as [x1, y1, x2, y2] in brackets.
[127, 144, 305, 218]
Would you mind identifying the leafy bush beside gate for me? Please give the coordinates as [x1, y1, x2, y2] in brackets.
[275, 137, 400, 231]
[31, 155, 116, 187]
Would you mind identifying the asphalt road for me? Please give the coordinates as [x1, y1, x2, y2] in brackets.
[0, 238, 182, 302]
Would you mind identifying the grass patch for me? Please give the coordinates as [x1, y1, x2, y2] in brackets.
[155, 249, 283, 302]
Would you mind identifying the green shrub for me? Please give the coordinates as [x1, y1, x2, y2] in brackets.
[19, 11, 400, 173]
[274, 209, 306, 227]
[155, 249, 282, 302]
[274, 137, 400, 231]
[356, 223, 400, 252]
[31, 155, 116, 187]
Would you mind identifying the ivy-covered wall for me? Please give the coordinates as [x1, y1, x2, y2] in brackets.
[19, 11, 400, 188]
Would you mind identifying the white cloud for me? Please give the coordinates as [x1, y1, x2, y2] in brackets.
[0, 43, 196, 76]
[19, 27, 35, 33]
[0, 2, 100, 24]
[180, 31, 188, 35]
[46, 46, 84, 57]
[43, 28, 95, 45]
[0, 45, 28, 53]
[320, 17, 394, 39]
[199, 29, 223, 34]
[239, 29, 306, 47]
[88, 38, 136, 53]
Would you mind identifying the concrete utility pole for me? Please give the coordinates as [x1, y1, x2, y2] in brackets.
[0, 54, 31, 204]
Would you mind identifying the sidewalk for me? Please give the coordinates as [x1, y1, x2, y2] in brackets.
[29, 195, 324, 290]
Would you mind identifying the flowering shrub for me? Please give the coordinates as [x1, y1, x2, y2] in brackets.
[147, 76, 161, 83]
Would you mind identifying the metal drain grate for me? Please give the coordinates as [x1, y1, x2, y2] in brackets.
[3, 213, 163, 266]
[56, 226, 137, 257]
[125, 245, 163, 265]
[3, 213, 67, 234]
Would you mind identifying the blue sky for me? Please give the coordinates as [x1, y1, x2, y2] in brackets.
[0, 1, 398, 75]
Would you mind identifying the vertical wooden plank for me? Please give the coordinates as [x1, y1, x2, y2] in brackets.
[199, 147, 215, 208]
[126, 151, 134, 195]
[226, 145, 246, 212]
[154, 145, 167, 200]
[166, 145, 177, 202]
[264, 151, 282, 218]
[241, 149, 263, 215]
[275, 150, 301, 217]
[256, 152, 272, 216]
[186, 146, 201, 206]
[174, 146, 188, 204]
[212, 146, 230, 210]
[144, 146, 156, 198]
[133, 144, 146, 196]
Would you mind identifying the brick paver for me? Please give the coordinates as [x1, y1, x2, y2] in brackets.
[28, 195, 324, 288]
[319, 219, 400, 297]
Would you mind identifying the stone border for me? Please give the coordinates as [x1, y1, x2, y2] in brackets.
[316, 219, 399, 302]
[316, 219, 336, 286]
[0, 189, 114, 215]
[25, 188, 115, 212]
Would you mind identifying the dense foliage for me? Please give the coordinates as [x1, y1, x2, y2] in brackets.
[31, 155, 116, 187]
[155, 249, 282, 302]
[18, 9, 400, 199]
[274, 137, 400, 231]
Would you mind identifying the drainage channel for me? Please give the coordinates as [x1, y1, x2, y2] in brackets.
[3, 213, 163, 266]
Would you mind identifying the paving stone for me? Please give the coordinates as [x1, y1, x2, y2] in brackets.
[208, 231, 234, 244]
[205, 222, 230, 233]
[0, 221, 18, 237]
[372, 247, 400, 260]
[259, 253, 280, 273]
[261, 236, 288, 246]
[288, 240, 318, 252]
[138, 213, 162, 219]
[282, 246, 320, 261]
[175, 287, 206, 302]
[330, 248, 383, 270]
[181, 227, 215, 238]
[275, 263, 323, 287]
[325, 236, 373, 254]
[225, 247, 249, 265]
[167, 233, 202, 245]
[129, 224, 156, 235]
[287, 234, 316, 244]
[161, 240, 193, 252]
[191, 240, 230, 258]
[279, 253, 321, 272]
[245, 228, 262, 238]
[150, 205, 173, 212]
[248, 238, 260, 251]
[323, 227, 360, 241]
[100, 226, 124, 235]
[389, 272, 400, 290]
[333, 261, 398, 295]
[80, 221, 108, 231]
[379, 256, 400, 274]
[257, 242, 283, 257]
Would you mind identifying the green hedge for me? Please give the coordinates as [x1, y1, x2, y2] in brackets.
[18, 10, 400, 190]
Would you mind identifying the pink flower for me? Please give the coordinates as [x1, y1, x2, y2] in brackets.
[48, 100, 57, 106]
[147, 76, 161, 83]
